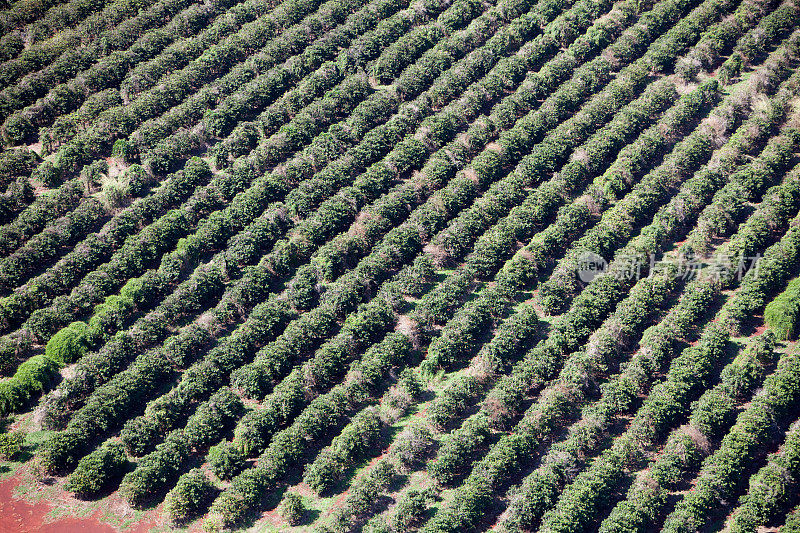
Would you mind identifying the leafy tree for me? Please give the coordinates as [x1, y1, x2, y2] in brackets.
[392, 489, 432, 530]
[66, 442, 128, 498]
[764, 277, 800, 340]
[0, 431, 23, 460]
[45, 321, 91, 364]
[207, 442, 245, 481]
[278, 492, 305, 526]
[164, 468, 214, 525]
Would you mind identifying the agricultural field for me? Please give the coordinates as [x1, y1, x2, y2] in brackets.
[0, 0, 799, 530]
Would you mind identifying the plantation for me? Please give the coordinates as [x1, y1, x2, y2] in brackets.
[0, 0, 799, 530]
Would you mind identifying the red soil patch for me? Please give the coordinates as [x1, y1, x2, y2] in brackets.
[0, 474, 157, 533]
[0, 475, 113, 533]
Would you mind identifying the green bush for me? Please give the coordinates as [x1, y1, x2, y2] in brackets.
[112, 139, 135, 163]
[124, 164, 153, 197]
[392, 489, 431, 530]
[0, 431, 23, 460]
[31, 160, 60, 187]
[45, 321, 91, 364]
[164, 468, 214, 525]
[0, 354, 60, 415]
[394, 255, 436, 296]
[287, 264, 318, 310]
[66, 442, 128, 498]
[783, 505, 800, 533]
[0, 334, 31, 375]
[207, 442, 245, 481]
[278, 492, 305, 526]
[764, 277, 800, 340]
[38, 429, 85, 474]
[363, 515, 392, 533]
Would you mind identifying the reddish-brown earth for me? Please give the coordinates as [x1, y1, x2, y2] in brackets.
[0, 474, 157, 533]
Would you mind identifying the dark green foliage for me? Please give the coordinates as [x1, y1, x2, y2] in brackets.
[207, 442, 245, 481]
[163, 468, 214, 525]
[392, 489, 433, 530]
[394, 255, 436, 297]
[765, 277, 800, 340]
[1, 0, 798, 529]
[66, 442, 128, 498]
[304, 407, 383, 494]
[0, 431, 23, 460]
[278, 492, 305, 526]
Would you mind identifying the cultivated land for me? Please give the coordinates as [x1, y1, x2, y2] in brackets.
[0, 0, 800, 531]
